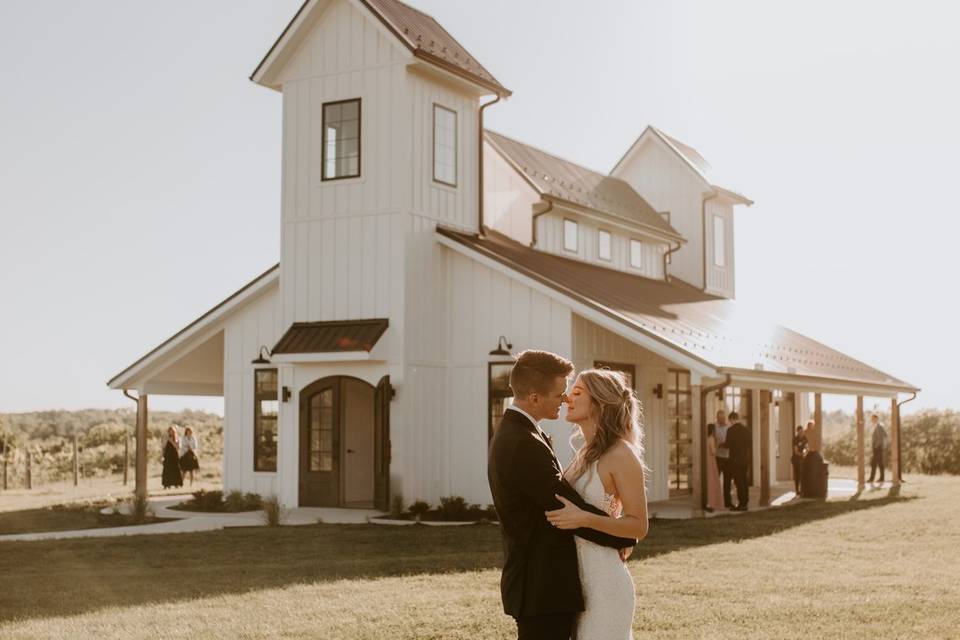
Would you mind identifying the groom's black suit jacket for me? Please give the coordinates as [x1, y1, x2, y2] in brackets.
[487, 409, 637, 618]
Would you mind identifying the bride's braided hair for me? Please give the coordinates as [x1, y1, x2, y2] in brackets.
[567, 368, 648, 482]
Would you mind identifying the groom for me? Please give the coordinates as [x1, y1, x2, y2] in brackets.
[488, 350, 637, 640]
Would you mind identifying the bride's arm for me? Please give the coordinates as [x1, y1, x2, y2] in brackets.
[546, 445, 649, 540]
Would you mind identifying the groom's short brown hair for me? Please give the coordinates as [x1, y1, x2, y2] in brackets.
[509, 350, 574, 399]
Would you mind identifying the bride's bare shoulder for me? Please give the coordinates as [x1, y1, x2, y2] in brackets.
[603, 440, 643, 467]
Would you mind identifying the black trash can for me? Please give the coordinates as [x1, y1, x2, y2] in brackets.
[801, 452, 829, 499]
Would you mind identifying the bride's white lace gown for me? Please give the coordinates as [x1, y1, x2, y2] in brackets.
[571, 461, 636, 639]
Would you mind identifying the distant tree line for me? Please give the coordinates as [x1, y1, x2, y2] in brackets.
[0, 409, 223, 487]
[822, 409, 960, 475]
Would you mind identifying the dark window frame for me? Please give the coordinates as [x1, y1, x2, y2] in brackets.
[488, 361, 514, 443]
[432, 103, 458, 187]
[321, 97, 362, 182]
[667, 368, 693, 495]
[254, 368, 279, 472]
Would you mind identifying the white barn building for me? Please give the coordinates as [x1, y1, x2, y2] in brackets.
[108, 0, 917, 514]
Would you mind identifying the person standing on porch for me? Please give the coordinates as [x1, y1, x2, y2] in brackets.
[725, 411, 751, 511]
[179, 426, 200, 486]
[161, 425, 183, 490]
[710, 410, 733, 509]
[705, 423, 725, 513]
[791, 425, 808, 495]
[868, 414, 887, 485]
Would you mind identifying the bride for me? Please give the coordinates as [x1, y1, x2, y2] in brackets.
[545, 368, 649, 639]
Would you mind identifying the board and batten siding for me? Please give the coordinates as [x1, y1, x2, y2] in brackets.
[571, 313, 677, 503]
[223, 284, 283, 498]
[613, 135, 709, 289]
[408, 70, 479, 232]
[438, 246, 573, 504]
[535, 211, 666, 280]
[483, 140, 538, 245]
[704, 198, 735, 297]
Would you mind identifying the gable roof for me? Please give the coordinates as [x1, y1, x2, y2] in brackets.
[612, 126, 753, 205]
[107, 264, 279, 390]
[485, 130, 683, 243]
[251, 0, 510, 97]
[437, 227, 917, 394]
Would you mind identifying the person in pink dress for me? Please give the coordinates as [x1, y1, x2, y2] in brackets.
[705, 423, 725, 513]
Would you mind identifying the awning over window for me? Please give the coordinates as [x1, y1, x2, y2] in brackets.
[271, 319, 389, 355]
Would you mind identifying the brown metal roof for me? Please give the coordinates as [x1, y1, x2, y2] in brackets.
[361, 0, 510, 96]
[485, 130, 683, 241]
[438, 227, 916, 392]
[252, 0, 510, 96]
[272, 319, 389, 354]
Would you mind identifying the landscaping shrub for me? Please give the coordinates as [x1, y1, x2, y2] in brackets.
[261, 495, 285, 526]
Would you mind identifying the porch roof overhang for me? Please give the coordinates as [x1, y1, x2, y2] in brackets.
[107, 264, 280, 394]
[436, 227, 919, 397]
[270, 319, 389, 363]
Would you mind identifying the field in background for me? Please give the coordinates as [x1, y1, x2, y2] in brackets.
[2, 471, 958, 639]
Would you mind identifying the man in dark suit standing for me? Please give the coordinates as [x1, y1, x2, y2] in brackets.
[488, 350, 636, 640]
[725, 411, 752, 511]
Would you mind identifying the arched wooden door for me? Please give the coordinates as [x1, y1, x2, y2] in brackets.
[299, 375, 390, 509]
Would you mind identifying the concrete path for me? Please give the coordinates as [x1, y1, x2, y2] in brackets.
[0, 495, 384, 543]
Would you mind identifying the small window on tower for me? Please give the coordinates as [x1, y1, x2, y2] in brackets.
[322, 98, 361, 180]
[433, 104, 457, 186]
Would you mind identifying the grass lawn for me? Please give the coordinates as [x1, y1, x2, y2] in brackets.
[1, 473, 958, 639]
[0, 500, 174, 536]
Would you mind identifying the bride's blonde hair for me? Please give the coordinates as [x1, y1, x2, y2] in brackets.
[567, 368, 648, 482]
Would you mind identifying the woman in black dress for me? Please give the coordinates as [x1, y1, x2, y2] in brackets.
[791, 425, 809, 495]
[162, 425, 184, 489]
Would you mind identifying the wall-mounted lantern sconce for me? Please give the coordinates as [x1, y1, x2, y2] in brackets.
[652, 383, 663, 399]
[251, 346, 271, 365]
[281, 386, 291, 403]
[488, 335, 513, 358]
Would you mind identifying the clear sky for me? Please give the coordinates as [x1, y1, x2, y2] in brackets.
[1, 0, 956, 416]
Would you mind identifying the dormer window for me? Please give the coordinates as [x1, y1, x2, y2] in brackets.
[433, 104, 457, 186]
[713, 215, 726, 267]
[564, 219, 578, 252]
[322, 98, 361, 181]
[598, 230, 612, 261]
[630, 239, 643, 269]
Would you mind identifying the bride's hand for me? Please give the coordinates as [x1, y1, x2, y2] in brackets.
[545, 495, 589, 529]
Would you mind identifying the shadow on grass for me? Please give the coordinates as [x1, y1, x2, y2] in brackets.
[637, 491, 916, 562]
[0, 491, 913, 623]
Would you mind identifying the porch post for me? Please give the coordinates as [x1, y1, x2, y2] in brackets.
[691, 380, 704, 517]
[135, 393, 148, 500]
[856, 396, 865, 491]
[813, 393, 823, 452]
[890, 398, 901, 487]
[759, 389, 771, 507]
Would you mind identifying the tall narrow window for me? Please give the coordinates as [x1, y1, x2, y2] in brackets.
[488, 363, 514, 441]
[322, 98, 361, 180]
[598, 230, 612, 261]
[254, 368, 279, 471]
[564, 219, 578, 252]
[630, 239, 643, 269]
[713, 215, 726, 267]
[433, 104, 457, 186]
[667, 369, 693, 495]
